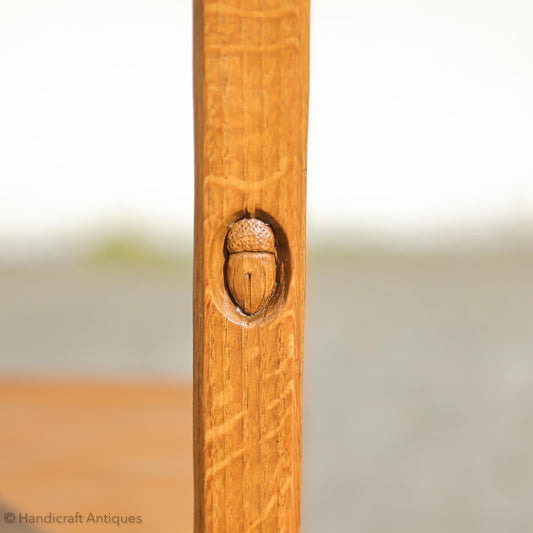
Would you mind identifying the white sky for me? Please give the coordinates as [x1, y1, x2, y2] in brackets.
[1, 0, 533, 247]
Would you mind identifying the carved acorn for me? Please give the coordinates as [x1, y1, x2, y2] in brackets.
[225, 218, 277, 315]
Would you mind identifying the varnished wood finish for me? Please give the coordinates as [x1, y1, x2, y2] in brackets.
[193, 0, 309, 531]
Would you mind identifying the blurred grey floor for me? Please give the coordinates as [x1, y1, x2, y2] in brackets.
[304, 252, 533, 533]
[2, 252, 533, 532]
[0, 264, 192, 380]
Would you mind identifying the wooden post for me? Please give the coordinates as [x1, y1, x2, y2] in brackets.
[193, 1, 309, 531]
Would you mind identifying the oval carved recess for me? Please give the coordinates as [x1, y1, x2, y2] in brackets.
[225, 218, 277, 316]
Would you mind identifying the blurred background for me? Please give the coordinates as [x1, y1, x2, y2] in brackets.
[2, 0, 533, 531]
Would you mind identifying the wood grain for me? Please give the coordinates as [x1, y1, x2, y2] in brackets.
[193, 0, 309, 531]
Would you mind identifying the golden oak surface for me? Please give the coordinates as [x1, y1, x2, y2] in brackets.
[193, 0, 309, 531]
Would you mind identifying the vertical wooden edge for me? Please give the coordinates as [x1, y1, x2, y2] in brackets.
[193, 1, 310, 530]
[192, 0, 206, 529]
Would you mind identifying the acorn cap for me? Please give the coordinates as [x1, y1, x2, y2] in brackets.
[226, 218, 275, 253]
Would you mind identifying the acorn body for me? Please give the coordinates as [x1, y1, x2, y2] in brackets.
[225, 218, 277, 315]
